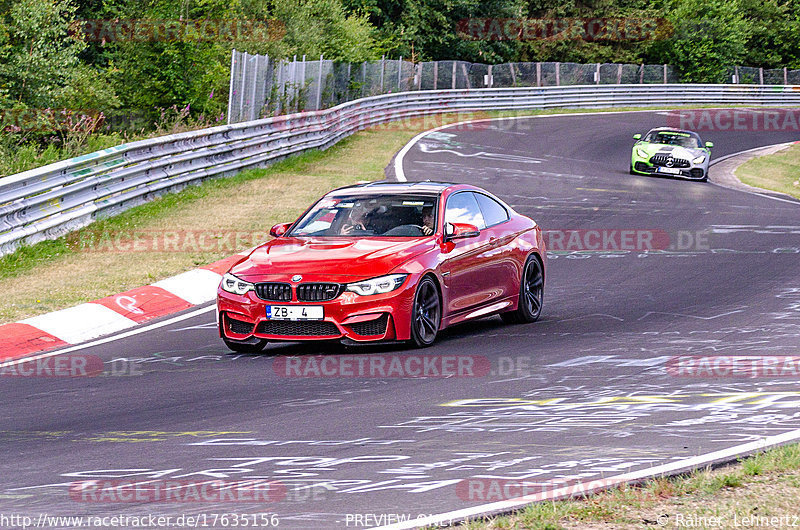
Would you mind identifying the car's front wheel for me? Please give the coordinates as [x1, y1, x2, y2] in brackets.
[410, 276, 441, 348]
[222, 336, 267, 353]
[502, 254, 544, 324]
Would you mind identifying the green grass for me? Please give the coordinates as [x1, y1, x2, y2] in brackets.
[735, 142, 800, 199]
[450, 443, 800, 529]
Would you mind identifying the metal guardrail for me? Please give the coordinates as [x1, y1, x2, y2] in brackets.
[2, 84, 800, 256]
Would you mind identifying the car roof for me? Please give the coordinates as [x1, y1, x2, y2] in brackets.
[646, 127, 701, 138]
[327, 180, 462, 197]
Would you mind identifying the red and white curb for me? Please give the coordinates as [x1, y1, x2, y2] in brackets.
[0, 252, 249, 362]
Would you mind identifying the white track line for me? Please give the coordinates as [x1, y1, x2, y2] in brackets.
[708, 142, 800, 205]
[372, 428, 800, 529]
[0, 305, 215, 369]
[393, 109, 680, 182]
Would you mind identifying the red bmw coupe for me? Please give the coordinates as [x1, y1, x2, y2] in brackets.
[216, 181, 545, 351]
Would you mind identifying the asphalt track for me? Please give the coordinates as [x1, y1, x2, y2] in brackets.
[2, 109, 800, 529]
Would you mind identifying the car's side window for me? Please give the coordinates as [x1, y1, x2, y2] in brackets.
[474, 193, 509, 227]
[445, 192, 486, 230]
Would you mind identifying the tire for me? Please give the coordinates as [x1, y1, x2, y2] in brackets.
[501, 254, 544, 324]
[222, 336, 267, 353]
[410, 276, 441, 348]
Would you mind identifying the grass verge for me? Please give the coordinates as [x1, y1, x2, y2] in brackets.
[735, 142, 800, 199]
[454, 443, 800, 529]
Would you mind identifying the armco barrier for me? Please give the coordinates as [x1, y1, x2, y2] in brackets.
[2, 84, 800, 256]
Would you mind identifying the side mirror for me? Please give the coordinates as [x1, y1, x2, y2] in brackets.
[705, 141, 714, 149]
[269, 222, 292, 238]
[445, 222, 480, 241]
[633, 134, 642, 140]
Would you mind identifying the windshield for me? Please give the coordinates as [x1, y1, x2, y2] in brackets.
[288, 194, 438, 237]
[644, 131, 701, 148]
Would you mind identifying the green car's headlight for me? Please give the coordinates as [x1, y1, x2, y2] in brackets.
[692, 155, 706, 164]
[346, 274, 408, 296]
[635, 147, 649, 159]
[221, 273, 255, 295]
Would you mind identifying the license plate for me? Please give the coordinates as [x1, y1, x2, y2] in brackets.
[658, 167, 682, 175]
[266, 305, 323, 321]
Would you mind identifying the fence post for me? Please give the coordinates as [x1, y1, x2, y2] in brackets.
[452, 61, 457, 89]
[398, 56, 403, 91]
[510, 63, 516, 86]
[362, 61, 367, 97]
[617, 63, 622, 84]
[416, 63, 422, 90]
[639, 64, 644, 84]
[734, 65, 739, 83]
[759, 67, 764, 85]
[785, 67, 788, 85]
[227, 49, 236, 124]
[380, 55, 385, 92]
[240, 51, 248, 117]
[433, 61, 438, 90]
[536, 62, 541, 86]
[555, 62, 560, 86]
[663, 64, 667, 84]
[595, 63, 600, 84]
[316, 54, 324, 110]
[461, 63, 471, 89]
[487, 64, 493, 87]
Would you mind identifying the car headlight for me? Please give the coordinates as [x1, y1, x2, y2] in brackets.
[346, 274, 408, 296]
[692, 155, 706, 164]
[221, 273, 254, 295]
[635, 147, 648, 159]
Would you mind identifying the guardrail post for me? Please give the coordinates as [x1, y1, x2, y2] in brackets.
[316, 54, 324, 110]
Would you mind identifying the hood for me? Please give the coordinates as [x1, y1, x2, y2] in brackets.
[637, 142, 704, 159]
[230, 236, 435, 281]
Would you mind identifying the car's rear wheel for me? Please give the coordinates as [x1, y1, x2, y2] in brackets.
[502, 254, 544, 324]
[222, 336, 267, 353]
[410, 276, 441, 348]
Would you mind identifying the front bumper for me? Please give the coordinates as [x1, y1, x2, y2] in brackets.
[632, 157, 707, 180]
[217, 278, 417, 343]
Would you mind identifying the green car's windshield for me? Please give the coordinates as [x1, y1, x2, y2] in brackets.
[288, 194, 438, 237]
[644, 131, 701, 148]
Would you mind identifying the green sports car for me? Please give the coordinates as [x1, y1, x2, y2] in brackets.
[630, 127, 713, 181]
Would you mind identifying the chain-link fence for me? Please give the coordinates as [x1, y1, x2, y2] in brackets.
[227, 50, 800, 124]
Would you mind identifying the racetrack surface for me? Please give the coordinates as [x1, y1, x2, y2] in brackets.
[2, 110, 800, 528]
